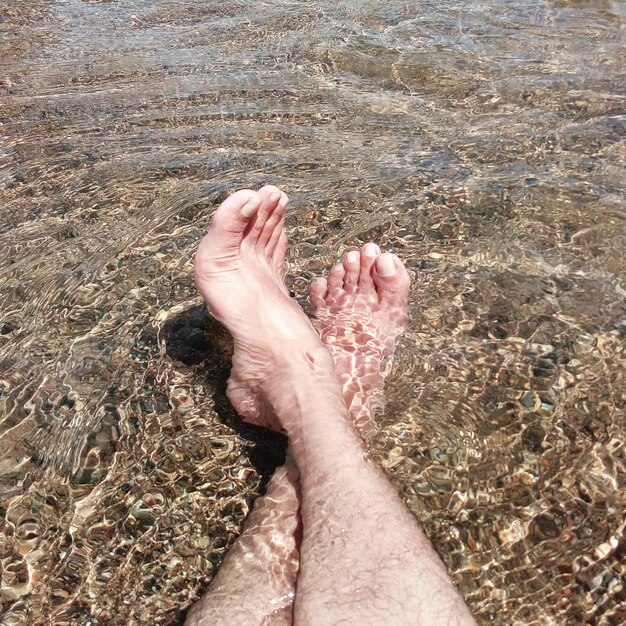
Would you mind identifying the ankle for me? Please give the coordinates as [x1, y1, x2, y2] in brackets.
[260, 344, 348, 431]
[265, 340, 336, 376]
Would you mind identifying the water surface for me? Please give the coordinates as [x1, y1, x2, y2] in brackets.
[1, 0, 625, 624]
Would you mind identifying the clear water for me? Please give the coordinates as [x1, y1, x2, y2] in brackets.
[1, 0, 625, 624]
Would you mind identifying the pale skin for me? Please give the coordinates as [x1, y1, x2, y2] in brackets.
[187, 231, 406, 625]
[185, 186, 476, 626]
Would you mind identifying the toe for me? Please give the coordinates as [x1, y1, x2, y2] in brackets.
[342, 250, 360, 293]
[196, 189, 261, 268]
[327, 263, 346, 296]
[272, 232, 288, 274]
[262, 192, 289, 254]
[309, 277, 328, 310]
[244, 185, 282, 245]
[266, 217, 285, 257]
[358, 243, 380, 292]
[208, 189, 261, 238]
[372, 253, 411, 306]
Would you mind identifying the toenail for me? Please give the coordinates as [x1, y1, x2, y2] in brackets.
[240, 197, 260, 217]
[346, 251, 359, 264]
[363, 243, 380, 257]
[377, 254, 397, 277]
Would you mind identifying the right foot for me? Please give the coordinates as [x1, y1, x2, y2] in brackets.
[194, 186, 328, 430]
[308, 244, 411, 437]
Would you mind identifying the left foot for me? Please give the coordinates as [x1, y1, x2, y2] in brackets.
[308, 244, 411, 437]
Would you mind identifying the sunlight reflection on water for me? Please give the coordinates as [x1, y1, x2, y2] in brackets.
[0, 0, 624, 624]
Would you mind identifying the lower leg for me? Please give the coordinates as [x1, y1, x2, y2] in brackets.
[190, 186, 475, 625]
[279, 351, 475, 626]
[185, 186, 298, 626]
[184, 464, 300, 626]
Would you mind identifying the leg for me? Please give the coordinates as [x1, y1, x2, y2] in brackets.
[188, 238, 410, 625]
[190, 186, 476, 625]
[278, 254, 476, 625]
[185, 186, 300, 626]
[288, 382, 475, 625]
[185, 464, 300, 626]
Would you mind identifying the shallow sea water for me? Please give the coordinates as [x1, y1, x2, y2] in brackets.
[1, 0, 625, 624]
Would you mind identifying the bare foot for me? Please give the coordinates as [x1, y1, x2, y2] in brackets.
[309, 244, 411, 437]
[194, 185, 325, 430]
[188, 206, 412, 625]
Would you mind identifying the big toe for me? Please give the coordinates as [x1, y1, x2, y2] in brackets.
[195, 189, 261, 273]
[245, 185, 283, 248]
[372, 253, 411, 307]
